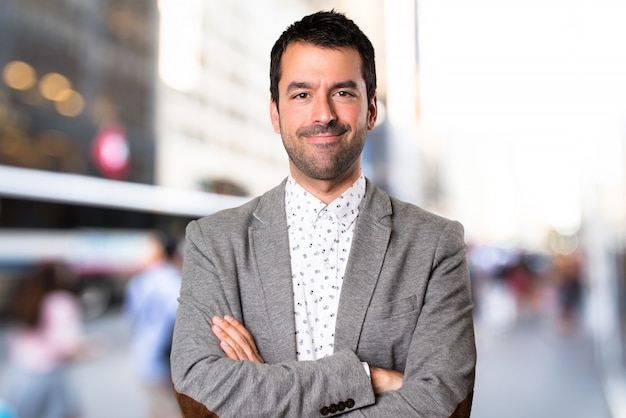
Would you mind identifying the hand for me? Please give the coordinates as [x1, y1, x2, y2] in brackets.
[211, 315, 264, 363]
[369, 366, 403, 394]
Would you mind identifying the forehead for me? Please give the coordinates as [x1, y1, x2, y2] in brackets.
[279, 42, 364, 85]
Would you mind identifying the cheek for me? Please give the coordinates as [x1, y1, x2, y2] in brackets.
[338, 104, 370, 127]
[352, 110, 371, 129]
[278, 108, 307, 133]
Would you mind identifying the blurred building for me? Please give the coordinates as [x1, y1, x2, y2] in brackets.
[0, 0, 428, 315]
[155, 0, 394, 197]
[0, 0, 417, 210]
[0, 0, 159, 228]
[0, 0, 171, 318]
[155, 0, 291, 196]
[155, 0, 427, 203]
[417, 1, 626, 415]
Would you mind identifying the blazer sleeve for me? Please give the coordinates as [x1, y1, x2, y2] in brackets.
[172, 387, 473, 418]
[352, 219, 476, 417]
[171, 220, 376, 417]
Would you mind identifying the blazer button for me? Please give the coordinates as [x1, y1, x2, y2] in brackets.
[338, 401, 346, 411]
[329, 404, 338, 413]
[346, 399, 355, 409]
[320, 406, 330, 416]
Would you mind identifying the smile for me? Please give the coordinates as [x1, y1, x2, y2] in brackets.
[305, 134, 342, 143]
[297, 123, 350, 140]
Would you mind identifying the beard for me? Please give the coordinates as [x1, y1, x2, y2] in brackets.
[281, 121, 368, 181]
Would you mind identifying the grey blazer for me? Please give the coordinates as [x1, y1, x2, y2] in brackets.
[171, 179, 476, 417]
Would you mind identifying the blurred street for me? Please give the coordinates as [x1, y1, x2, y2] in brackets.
[0, 308, 148, 418]
[472, 315, 612, 418]
[0, 307, 614, 418]
[1, 1, 626, 417]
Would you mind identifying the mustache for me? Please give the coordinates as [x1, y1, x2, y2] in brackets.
[297, 123, 350, 137]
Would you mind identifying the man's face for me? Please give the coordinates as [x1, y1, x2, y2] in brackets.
[270, 42, 377, 183]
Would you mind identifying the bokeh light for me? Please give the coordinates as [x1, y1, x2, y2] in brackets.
[39, 72, 72, 101]
[2, 61, 37, 91]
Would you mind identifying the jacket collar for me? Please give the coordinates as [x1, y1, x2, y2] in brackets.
[250, 178, 393, 359]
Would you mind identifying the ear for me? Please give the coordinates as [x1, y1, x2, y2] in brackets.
[367, 94, 378, 130]
[270, 99, 281, 133]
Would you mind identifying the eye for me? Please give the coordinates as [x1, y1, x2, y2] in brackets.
[292, 92, 309, 100]
[334, 90, 357, 101]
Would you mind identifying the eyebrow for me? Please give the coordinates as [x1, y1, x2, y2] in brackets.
[285, 80, 360, 93]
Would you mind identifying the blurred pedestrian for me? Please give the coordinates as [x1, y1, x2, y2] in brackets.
[555, 250, 584, 334]
[1, 261, 95, 418]
[125, 232, 182, 418]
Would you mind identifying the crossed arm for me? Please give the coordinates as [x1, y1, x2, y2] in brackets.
[173, 216, 475, 417]
[211, 314, 403, 394]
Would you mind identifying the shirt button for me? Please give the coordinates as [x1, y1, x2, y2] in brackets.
[346, 398, 355, 408]
[338, 401, 346, 411]
[329, 404, 338, 413]
[320, 406, 330, 416]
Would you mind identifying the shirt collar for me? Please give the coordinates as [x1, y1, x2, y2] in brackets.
[285, 176, 365, 228]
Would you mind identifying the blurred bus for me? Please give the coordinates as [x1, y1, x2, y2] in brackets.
[0, 165, 248, 320]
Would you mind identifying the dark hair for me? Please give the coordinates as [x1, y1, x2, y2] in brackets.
[270, 10, 376, 105]
[9, 261, 77, 328]
[152, 230, 179, 260]
[162, 234, 179, 260]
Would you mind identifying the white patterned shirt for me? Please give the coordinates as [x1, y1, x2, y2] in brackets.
[285, 176, 365, 360]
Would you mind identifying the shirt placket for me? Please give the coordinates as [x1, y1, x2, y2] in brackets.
[314, 210, 340, 358]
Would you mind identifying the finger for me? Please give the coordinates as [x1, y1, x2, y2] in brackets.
[223, 315, 257, 348]
[219, 340, 242, 361]
[213, 316, 251, 352]
[211, 323, 241, 360]
[220, 316, 260, 361]
[212, 316, 264, 363]
[223, 316, 260, 350]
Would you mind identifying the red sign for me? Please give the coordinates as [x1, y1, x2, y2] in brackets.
[91, 123, 130, 179]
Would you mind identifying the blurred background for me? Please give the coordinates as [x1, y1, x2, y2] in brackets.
[0, 0, 625, 417]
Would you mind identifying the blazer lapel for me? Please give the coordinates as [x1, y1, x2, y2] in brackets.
[249, 181, 298, 361]
[334, 182, 392, 352]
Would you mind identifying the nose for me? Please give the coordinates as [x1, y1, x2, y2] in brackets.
[311, 95, 336, 125]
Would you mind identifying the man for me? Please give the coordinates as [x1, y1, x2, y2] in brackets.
[171, 10, 476, 417]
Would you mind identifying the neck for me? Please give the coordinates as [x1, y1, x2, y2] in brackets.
[290, 167, 362, 205]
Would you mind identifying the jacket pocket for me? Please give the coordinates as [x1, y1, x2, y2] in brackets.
[364, 295, 417, 321]
[359, 295, 420, 370]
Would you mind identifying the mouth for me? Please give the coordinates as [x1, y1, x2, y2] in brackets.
[305, 133, 342, 144]
[298, 124, 349, 143]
